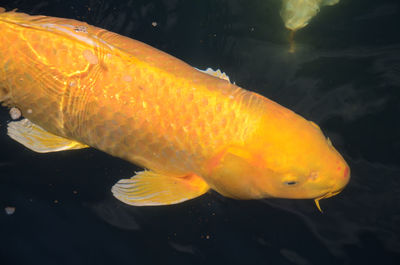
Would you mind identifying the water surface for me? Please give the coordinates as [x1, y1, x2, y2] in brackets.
[1, 0, 399, 264]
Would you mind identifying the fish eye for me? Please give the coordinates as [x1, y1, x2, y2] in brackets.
[283, 181, 298, 186]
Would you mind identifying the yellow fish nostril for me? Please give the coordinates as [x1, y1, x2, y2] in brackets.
[309, 171, 318, 181]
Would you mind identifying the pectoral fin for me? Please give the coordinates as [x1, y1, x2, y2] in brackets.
[112, 170, 210, 206]
[7, 119, 88, 153]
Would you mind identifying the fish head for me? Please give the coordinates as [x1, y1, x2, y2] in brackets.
[251, 114, 351, 203]
[207, 110, 350, 206]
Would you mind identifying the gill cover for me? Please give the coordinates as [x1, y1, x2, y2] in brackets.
[208, 146, 272, 199]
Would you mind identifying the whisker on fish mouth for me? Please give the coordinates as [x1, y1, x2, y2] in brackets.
[314, 188, 344, 213]
[314, 195, 328, 213]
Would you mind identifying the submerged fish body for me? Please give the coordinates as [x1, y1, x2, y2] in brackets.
[0, 9, 349, 207]
[280, 0, 340, 53]
[280, 0, 340, 31]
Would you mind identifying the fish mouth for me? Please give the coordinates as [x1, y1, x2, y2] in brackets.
[314, 188, 344, 212]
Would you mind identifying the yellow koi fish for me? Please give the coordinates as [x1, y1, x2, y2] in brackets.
[0, 8, 349, 209]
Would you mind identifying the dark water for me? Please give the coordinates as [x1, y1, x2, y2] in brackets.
[1, 0, 399, 264]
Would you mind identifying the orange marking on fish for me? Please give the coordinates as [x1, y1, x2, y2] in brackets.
[343, 166, 349, 179]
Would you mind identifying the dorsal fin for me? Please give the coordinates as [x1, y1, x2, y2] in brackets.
[196, 67, 231, 82]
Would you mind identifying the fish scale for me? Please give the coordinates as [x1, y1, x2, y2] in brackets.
[1, 11, 254, 174]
